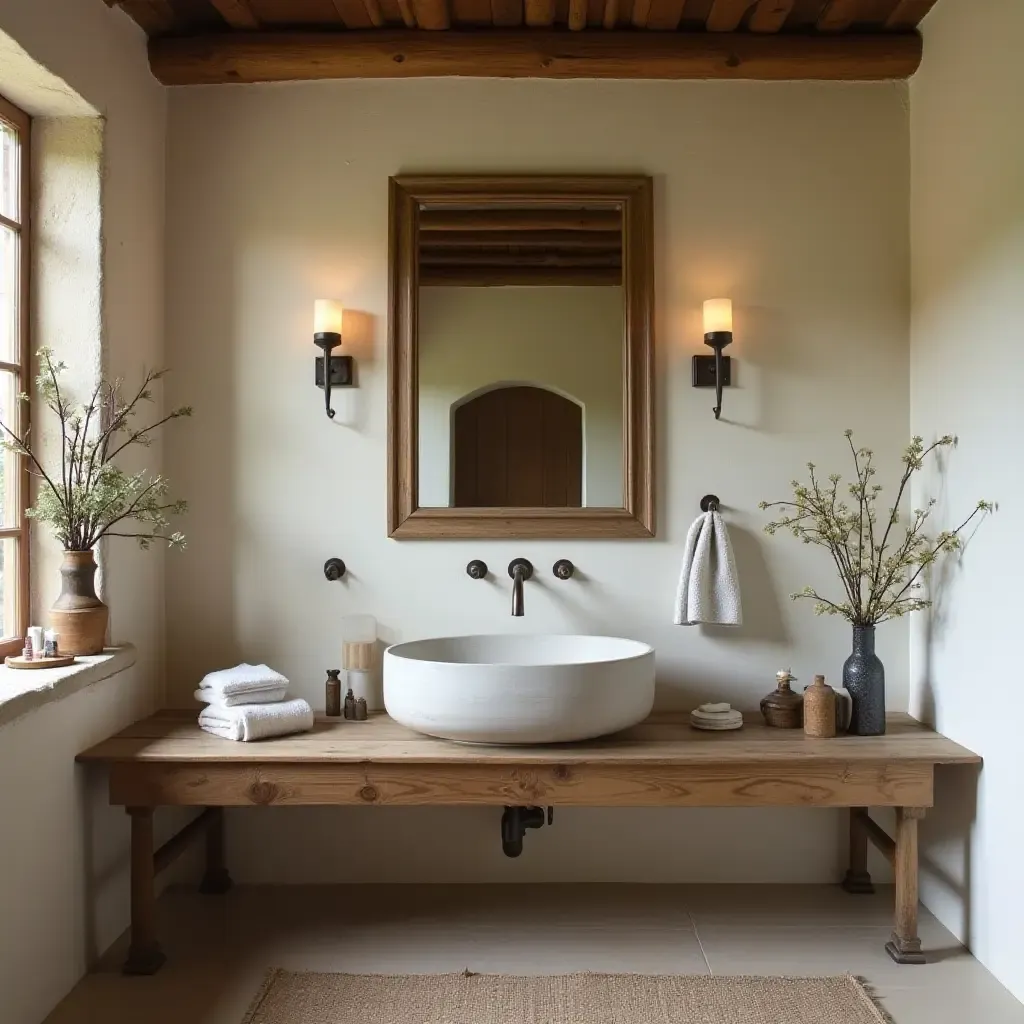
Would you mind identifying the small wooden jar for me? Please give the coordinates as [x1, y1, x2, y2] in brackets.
[760, 670, 804, 729]
[803, 674, 838, 738]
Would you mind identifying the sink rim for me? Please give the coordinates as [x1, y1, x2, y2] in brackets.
[384, 633, 654, 670]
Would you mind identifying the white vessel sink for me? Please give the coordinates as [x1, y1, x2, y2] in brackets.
[383, 634, 655, 745]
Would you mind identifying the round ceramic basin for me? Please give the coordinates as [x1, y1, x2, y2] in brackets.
[383, 634, 655, 745]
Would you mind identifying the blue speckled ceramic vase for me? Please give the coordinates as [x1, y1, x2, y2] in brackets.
[843, 625, 885, 736]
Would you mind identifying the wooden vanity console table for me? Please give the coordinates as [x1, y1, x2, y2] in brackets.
[78, 711, 979, 974]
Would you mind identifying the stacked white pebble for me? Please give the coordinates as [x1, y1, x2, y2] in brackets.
[689, 702, 744, 731]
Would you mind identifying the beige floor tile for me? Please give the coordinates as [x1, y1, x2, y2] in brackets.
[42, 885, 1023, 1024]
[695, 923, 981, 984]
[683, 883, 905, 927]
[877, 981, 1024, 1024]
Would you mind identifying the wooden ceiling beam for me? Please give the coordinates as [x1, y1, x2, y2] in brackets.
[420, 251, 622, 267]
[149, 30, 923, 84]
[646, 0, 687, 31]
[491, 0, 524, 25]
[748, 0, 794, 32]
[421, 266, 622, 287]
[361, 0, 387, 26]
[885, 0, 938, 29]
[209, 0, 260, 29]
[816, 0, 860, 31]
[568, 0, 589, 29]
[411, 0, 450, 28]
[420, 210, 621, 231]
[524, 0, 556, 26]
[706, 0, 756, 31]
[420, 229, 623, 248]
[631, 0, 653, 28]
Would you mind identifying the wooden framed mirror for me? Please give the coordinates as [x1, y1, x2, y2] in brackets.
[388, 175, 654, 539]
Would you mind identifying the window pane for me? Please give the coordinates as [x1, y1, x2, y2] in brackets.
[0, 537, 18, 640]
[0, 224, 18, 362]
[0, 370, 18, 528]
[0, 120, 18, 222]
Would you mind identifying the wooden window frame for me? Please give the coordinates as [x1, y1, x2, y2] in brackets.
[0, 94, 31, 658]
[387, 174, 655, 539]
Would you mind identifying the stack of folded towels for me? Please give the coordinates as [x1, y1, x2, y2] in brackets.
[195, 664, 314, 742]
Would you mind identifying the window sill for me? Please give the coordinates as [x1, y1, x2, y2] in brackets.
[0, 644, 137, 729]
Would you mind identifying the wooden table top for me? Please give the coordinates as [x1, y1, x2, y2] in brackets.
[78, 711, 980, 767]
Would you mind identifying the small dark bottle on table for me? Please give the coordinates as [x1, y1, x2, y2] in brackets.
[325, 669, 342, 717]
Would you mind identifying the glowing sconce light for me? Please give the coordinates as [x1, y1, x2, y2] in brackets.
[313, 299, 353, 419]
[692, 298, 734, 421]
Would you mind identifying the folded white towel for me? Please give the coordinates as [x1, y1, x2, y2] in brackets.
[197, 663, 289, 701]
[193, 684, 288, 707]
[674, 510, 743, 626]
[198, 699, 315, 742]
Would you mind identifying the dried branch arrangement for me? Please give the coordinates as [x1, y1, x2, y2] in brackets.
[760, 431, 994, 626]
[0, 348, 191, 551]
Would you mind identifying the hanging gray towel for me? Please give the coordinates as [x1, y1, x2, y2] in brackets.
[674, 510, 743, 626]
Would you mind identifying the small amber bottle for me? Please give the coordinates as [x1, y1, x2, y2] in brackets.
[325, 670, 342, 717]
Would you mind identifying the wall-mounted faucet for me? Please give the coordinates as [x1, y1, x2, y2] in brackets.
[508, 558, 533, 616]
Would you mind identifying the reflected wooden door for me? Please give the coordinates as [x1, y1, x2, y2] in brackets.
[453, 386, 583, 507]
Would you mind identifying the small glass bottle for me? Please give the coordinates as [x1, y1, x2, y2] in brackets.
[325, 669, 342, 717]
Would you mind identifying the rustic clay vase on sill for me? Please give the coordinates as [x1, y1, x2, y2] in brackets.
[49, 549, 108, 656]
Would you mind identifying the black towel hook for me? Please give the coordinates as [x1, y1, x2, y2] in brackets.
[700, 494, 721, 513]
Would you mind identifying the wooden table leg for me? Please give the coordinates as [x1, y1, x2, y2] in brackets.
[199, 807, 233, 894]
[885, 806, 927, 964]
[124, 807, 166, 975]
[841, 807, 875, 894]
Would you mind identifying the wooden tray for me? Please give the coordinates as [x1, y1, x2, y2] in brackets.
[5, 654, 77, 670]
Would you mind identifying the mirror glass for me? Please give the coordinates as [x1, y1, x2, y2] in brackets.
[415, 202, 625, 509]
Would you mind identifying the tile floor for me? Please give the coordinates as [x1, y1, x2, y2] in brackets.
[44, 885, 1024, 1024]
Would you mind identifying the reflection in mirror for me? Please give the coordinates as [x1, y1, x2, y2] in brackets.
[416, 204, 625, 509]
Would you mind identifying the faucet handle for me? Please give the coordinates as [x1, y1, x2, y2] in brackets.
[324, 558, 347, 581]
[553, 559, 575, 580]
[466, 560, 488, 580]
[508, 558, 534, 580]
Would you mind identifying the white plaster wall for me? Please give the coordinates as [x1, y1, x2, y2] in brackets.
[909, 0, 1024, 1004]
[0, 3, 166, 1023]
[31, 116, 104, 614]
[418, 286, 623, 507]
[0, 664, 169, 1024]
[165, 79, 909, 884]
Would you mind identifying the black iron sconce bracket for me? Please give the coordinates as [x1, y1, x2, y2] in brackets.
[692, 330, 733, 421]
[314, 332, 354, 419]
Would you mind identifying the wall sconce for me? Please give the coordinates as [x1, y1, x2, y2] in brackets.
[692, 298, 733, 421]
[313, 299, 353, 419]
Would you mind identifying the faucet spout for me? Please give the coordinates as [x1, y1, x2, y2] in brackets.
[507, 559, 534, 617]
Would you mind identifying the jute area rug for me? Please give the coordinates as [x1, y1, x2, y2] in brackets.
[242, 971, 894, 1024]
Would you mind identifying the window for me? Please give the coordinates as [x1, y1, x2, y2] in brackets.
[0, 95, 30, 658]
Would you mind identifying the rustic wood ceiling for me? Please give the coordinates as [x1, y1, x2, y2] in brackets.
[106, 0, 936, 83]
[418, 208, 623, 286]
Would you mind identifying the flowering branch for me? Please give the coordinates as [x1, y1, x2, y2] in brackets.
[0, 348, 191, 551]
[760, 431, 994, 626]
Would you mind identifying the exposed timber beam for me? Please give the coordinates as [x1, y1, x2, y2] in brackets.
[209, 0, 260, 29]
[149, 29, 923, 84]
